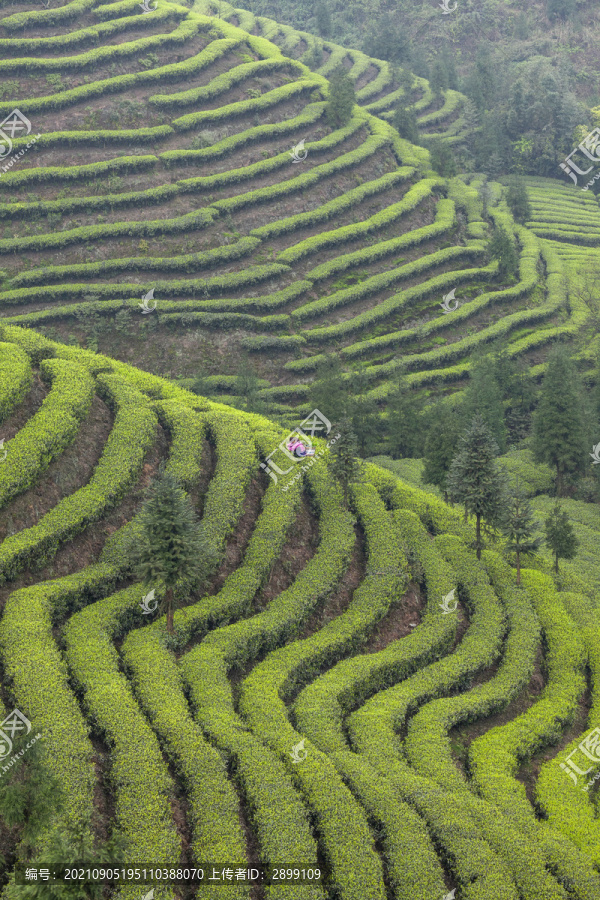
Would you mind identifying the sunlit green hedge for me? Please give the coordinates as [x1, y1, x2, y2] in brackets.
[0, 342, 32, 422]
[65, 586, 181, 895]
[0, 358, 94, 511]
[0, 373, 157, 583]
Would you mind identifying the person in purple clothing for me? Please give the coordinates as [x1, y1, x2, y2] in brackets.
[287, 438, 315, 458]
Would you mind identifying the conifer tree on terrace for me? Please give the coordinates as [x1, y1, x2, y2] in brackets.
[531, 347, 587, 497]
[421, 403, 461, 502]
[500, 477, 541, 584]
[544, 501, 578, 573]
[447, 415, 508, 559]
[328, 418, 363, 503]
[326, 65, 356, 128]
[132, 469, 217, 634]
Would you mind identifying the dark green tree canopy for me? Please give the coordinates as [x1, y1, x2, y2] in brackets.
[544, 501, 578, 573]
[532, 347, 587, 496]
[488, 225, 519, 279]
[326, 64, 356, 128]
[448, 415, 508, 558]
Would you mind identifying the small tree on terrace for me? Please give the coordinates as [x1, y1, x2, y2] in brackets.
[531, 347, 587, 496]
[421, 402, 462, 502]
[505, 177, 532, 223]
[132, 469, 217, 633]
[447, 415, 508, 559]
[544, 501, 578, 574]
[392, 104, 420, 144]
[326, 65, 356, 128]
[500, 478, 541, 584]
[328, 418, 363, 503]
[489, 225, 519, 278]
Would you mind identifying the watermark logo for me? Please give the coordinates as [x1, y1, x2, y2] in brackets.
[0, 439, 6, 463]
[139, 288, 157, 314]
[559, 127, 600, 191]
[0, 709, 31, 760]
[290, 739, 308, 763]
[0, 110, 31, 160]
[142, 891, 155, 900]
[442, 891, 456, 900]
[41, 0, 50, 7]
[590, 442, 600, 465]
[139, 0, 157, 11]
[559, 726, 600, 788]
[289, 140, 308, 163]
[260, 408, 332, 487]
[439, 589, 458, 614]
[440, 288, 460, 313]
[439, 0, 457, 12]
[0, 111, 40, 180]
[140, 589, 158, 615]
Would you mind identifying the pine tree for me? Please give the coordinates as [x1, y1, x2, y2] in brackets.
[421, 403, 462, 502]
[428, 139, 457, 177]
[349, 368, 380, 456]
[531, 347, 587, 497]
[315, 1, 331, 37]
[132, 469, 217, 633]
[387, 372, 426, 458]
[326, 65, 356, 128]
[447, 415, 508, 559]
[501, 478, 541, 584]
[328, 418, 363, 503]
[463, 357, 508, 453]
[430, 61, 449, 97]
[309, 353, 349, 422]
[505, 177, 532, 223]
[488, 225, 518, 279]
[544, 501, 578, 573]
[392, 105, 419, 144]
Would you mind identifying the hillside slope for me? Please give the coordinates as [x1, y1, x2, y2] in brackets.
[0, 0, 591, 421]
[0, 326, 599, 900]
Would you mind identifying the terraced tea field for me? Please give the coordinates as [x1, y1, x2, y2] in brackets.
[0, 327, 600, 900]
[1, 0, 600, 897]
[0, 0, 593, 419]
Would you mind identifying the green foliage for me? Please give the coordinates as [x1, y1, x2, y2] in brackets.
[309, 353, 350, 422]
[8, 811, 125, 900]
[363, 13, 410, 64]
[488, 225, 518, 279]
[0, 735, 59, 852]
[0, 342, 32, 423]
[0, 359, 94, 510]
[392, 104, 419, 144]
[0, 373, 157, 583]
[328, 418, 363, 501]
[326, 64, 356, 128]
[448, 415, 508, 559]
[315, 1, 331, 37]
[387, 372, 426, 459]
[544, 501, 578, 573]
[505, 177, 532, 224]
[463, 356, 508, 453]
[532, 347, 587, 496]
[132, 469, 217, 632]
[421, 403, 462, 501]
[428, 139, 457, 177]
[500, 478, 541, 583]
[547, 0, 576, 21]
